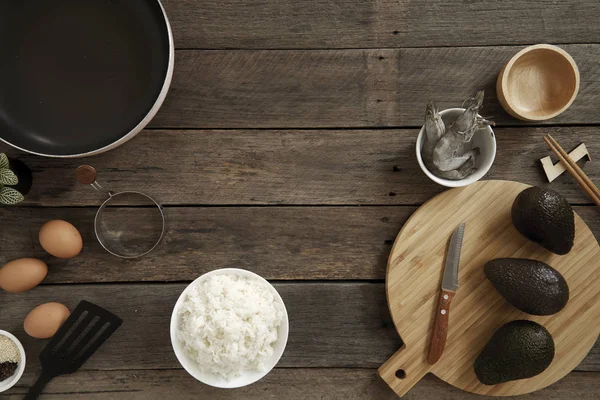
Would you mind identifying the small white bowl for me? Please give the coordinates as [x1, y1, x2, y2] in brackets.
[170, 268, 289, 389]
[416, 108, 496, 187]
[0, 330, 26, 393]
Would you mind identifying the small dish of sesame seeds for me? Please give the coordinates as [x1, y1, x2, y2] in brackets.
[0, 330, 26, 393]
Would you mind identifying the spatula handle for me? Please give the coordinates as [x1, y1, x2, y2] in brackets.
[24, 372, 53, 400]
[428, 289, 455, 365]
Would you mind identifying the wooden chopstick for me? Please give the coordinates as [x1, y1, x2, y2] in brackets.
[544, 135, 600, 207]
[545, 135, 600, 199]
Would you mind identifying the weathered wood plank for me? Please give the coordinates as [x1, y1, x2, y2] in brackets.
[0, 284, 597, 372]
[161, 0, 600, 50]
[0, 206, 597, 283]
[2, 369, 599, 399]
[0, 207, 410, 282]
[149, 45, 600, 128]
[3, 127, 600, 206]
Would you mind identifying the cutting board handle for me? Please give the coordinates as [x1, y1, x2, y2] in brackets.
[378, 346, 430, 397]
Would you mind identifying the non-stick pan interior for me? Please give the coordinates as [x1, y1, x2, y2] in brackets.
[0, 1, 170, 156]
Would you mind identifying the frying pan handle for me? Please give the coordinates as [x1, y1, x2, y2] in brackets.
[24, 372, 53, 400]
[378, 346, 430, 397]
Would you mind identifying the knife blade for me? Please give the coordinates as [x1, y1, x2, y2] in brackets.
[427, 222, 466, 365]
[441, 222, 465, 292]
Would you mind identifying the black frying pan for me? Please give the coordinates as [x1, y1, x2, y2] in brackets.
[0, 0, 173, 157]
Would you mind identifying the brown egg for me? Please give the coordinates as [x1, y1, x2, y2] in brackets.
[39, 220, 83, 258]
[0, 258, 48, 293]
[24, 302, 70, 339]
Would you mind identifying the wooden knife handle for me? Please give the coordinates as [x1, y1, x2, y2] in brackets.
[428, 289, 455, 365]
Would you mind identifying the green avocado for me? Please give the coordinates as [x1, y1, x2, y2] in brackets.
[475, 320, 555, 385]
[485, 258, 569, 315]
[511, 187, 574, 255]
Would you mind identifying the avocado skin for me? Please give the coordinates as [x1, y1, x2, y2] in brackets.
[511, 187, 574, 255]
[485, 258, 569, 315]
[475, 320, 555, 385]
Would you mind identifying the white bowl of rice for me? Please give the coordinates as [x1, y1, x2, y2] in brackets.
[170, 268, 289, 388]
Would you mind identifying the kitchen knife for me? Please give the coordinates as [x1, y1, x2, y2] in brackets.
[427, 222, 466, 365]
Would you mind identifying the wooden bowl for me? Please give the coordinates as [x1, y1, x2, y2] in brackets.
[497, 44, 579, 121]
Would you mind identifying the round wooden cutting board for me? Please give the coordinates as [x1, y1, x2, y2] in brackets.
[378, 180, 600, 397]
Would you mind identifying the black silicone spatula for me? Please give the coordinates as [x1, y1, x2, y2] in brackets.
[25, 301, 123, 399]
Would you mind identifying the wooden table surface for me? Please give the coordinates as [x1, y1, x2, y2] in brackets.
[1, 1, 600, 398]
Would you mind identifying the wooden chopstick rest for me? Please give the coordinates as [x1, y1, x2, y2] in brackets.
[541, 143, 590, 183]
[544, 135, 600, 207]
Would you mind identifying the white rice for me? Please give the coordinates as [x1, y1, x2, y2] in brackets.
[177, 273, 284, 379]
